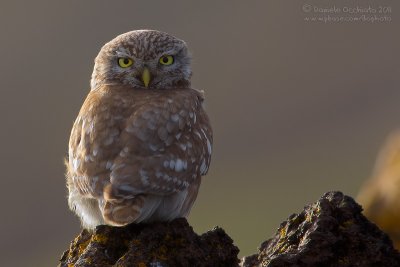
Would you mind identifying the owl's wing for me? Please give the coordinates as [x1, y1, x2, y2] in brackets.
[68, 87, 212, 201]
[67, 89, 122, 197]
[105, 89, 212, 200]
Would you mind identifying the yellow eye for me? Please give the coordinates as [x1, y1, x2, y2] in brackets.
[159, 55, 174, 65]
[118, 58, 133, 68]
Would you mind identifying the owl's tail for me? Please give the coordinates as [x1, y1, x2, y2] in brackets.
[102, 195, 146, 226]
[102, 183, 166, 226]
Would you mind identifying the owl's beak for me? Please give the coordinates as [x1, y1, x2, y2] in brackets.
[142, 67, 151, 88]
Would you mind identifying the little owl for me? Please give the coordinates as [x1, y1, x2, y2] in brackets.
[66, 30, 212, 229]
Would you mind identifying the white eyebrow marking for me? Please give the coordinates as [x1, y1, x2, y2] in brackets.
[115, 48, 132, 57]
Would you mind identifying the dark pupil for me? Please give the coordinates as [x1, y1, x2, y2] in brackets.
[123, 58, 130, 65]
[162, 57, 169, 63]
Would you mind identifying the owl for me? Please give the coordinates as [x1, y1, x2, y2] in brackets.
[66, 30, 212, 230]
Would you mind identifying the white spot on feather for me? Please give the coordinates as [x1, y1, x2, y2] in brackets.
[119, 184, 136, 192]
[139, 169, 149, 186]
[169, 160, 175, 169]
[200, 159, 208, 174]
[111, 163, 125, 171]
[125, 125, 135, 133]
[207, 139, 212, 154]
[106, 161, 113, 170]
[175, 159, 186, 172]
[171, 114, 179, 122]
[179, 110, 187, 117]
[84, 155, 94, 162]
[163, 174, 172, 182]
[200, 129, 212, 155]
[179, 143, 187, 151]
[147, 120, 157, 130]
[163, 161, 169, 168]
[104, 136, 114, 146]
[119, 147, 129, 157]
[149, 144, 158, 151]
[91, 176, 99, 188]
[72, 158, 80, 171]
[194, 130, 202, 139]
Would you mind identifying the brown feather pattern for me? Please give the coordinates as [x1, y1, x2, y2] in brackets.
[67, 85, 212, 227]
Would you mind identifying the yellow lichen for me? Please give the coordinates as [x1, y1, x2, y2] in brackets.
[85, 257, 92, 264]
[278, 242, 290, 254]
[279, 226, 287, 238]
[338, 257, 349, 264]
[78, 238, 91, 255]
[316, 205, 321, 214]
[92, 234, 108, 244]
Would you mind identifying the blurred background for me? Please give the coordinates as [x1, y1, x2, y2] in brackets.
[0, 1, 399, 266]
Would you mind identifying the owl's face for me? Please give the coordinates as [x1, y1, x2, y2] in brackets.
[91, 30, 192, 90]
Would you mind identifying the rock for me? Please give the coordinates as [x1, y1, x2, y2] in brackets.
[241, 191, 400, 267]
[60, 192, 400, 267]
[59, 218, 239, 267]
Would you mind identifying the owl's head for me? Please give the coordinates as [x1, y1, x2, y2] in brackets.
[91, 30, 192, 90]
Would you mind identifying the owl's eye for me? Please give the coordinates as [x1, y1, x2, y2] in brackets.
[159, 55, 174, 66]
[118, 58, 134, 68]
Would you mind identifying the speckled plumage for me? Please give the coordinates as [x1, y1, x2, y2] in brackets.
[66, 30, 212, 229]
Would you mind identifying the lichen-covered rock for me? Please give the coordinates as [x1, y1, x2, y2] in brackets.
[59, 218, 239, 267]
[241, 191, 400, 267]
[60, 192, 400, 267]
